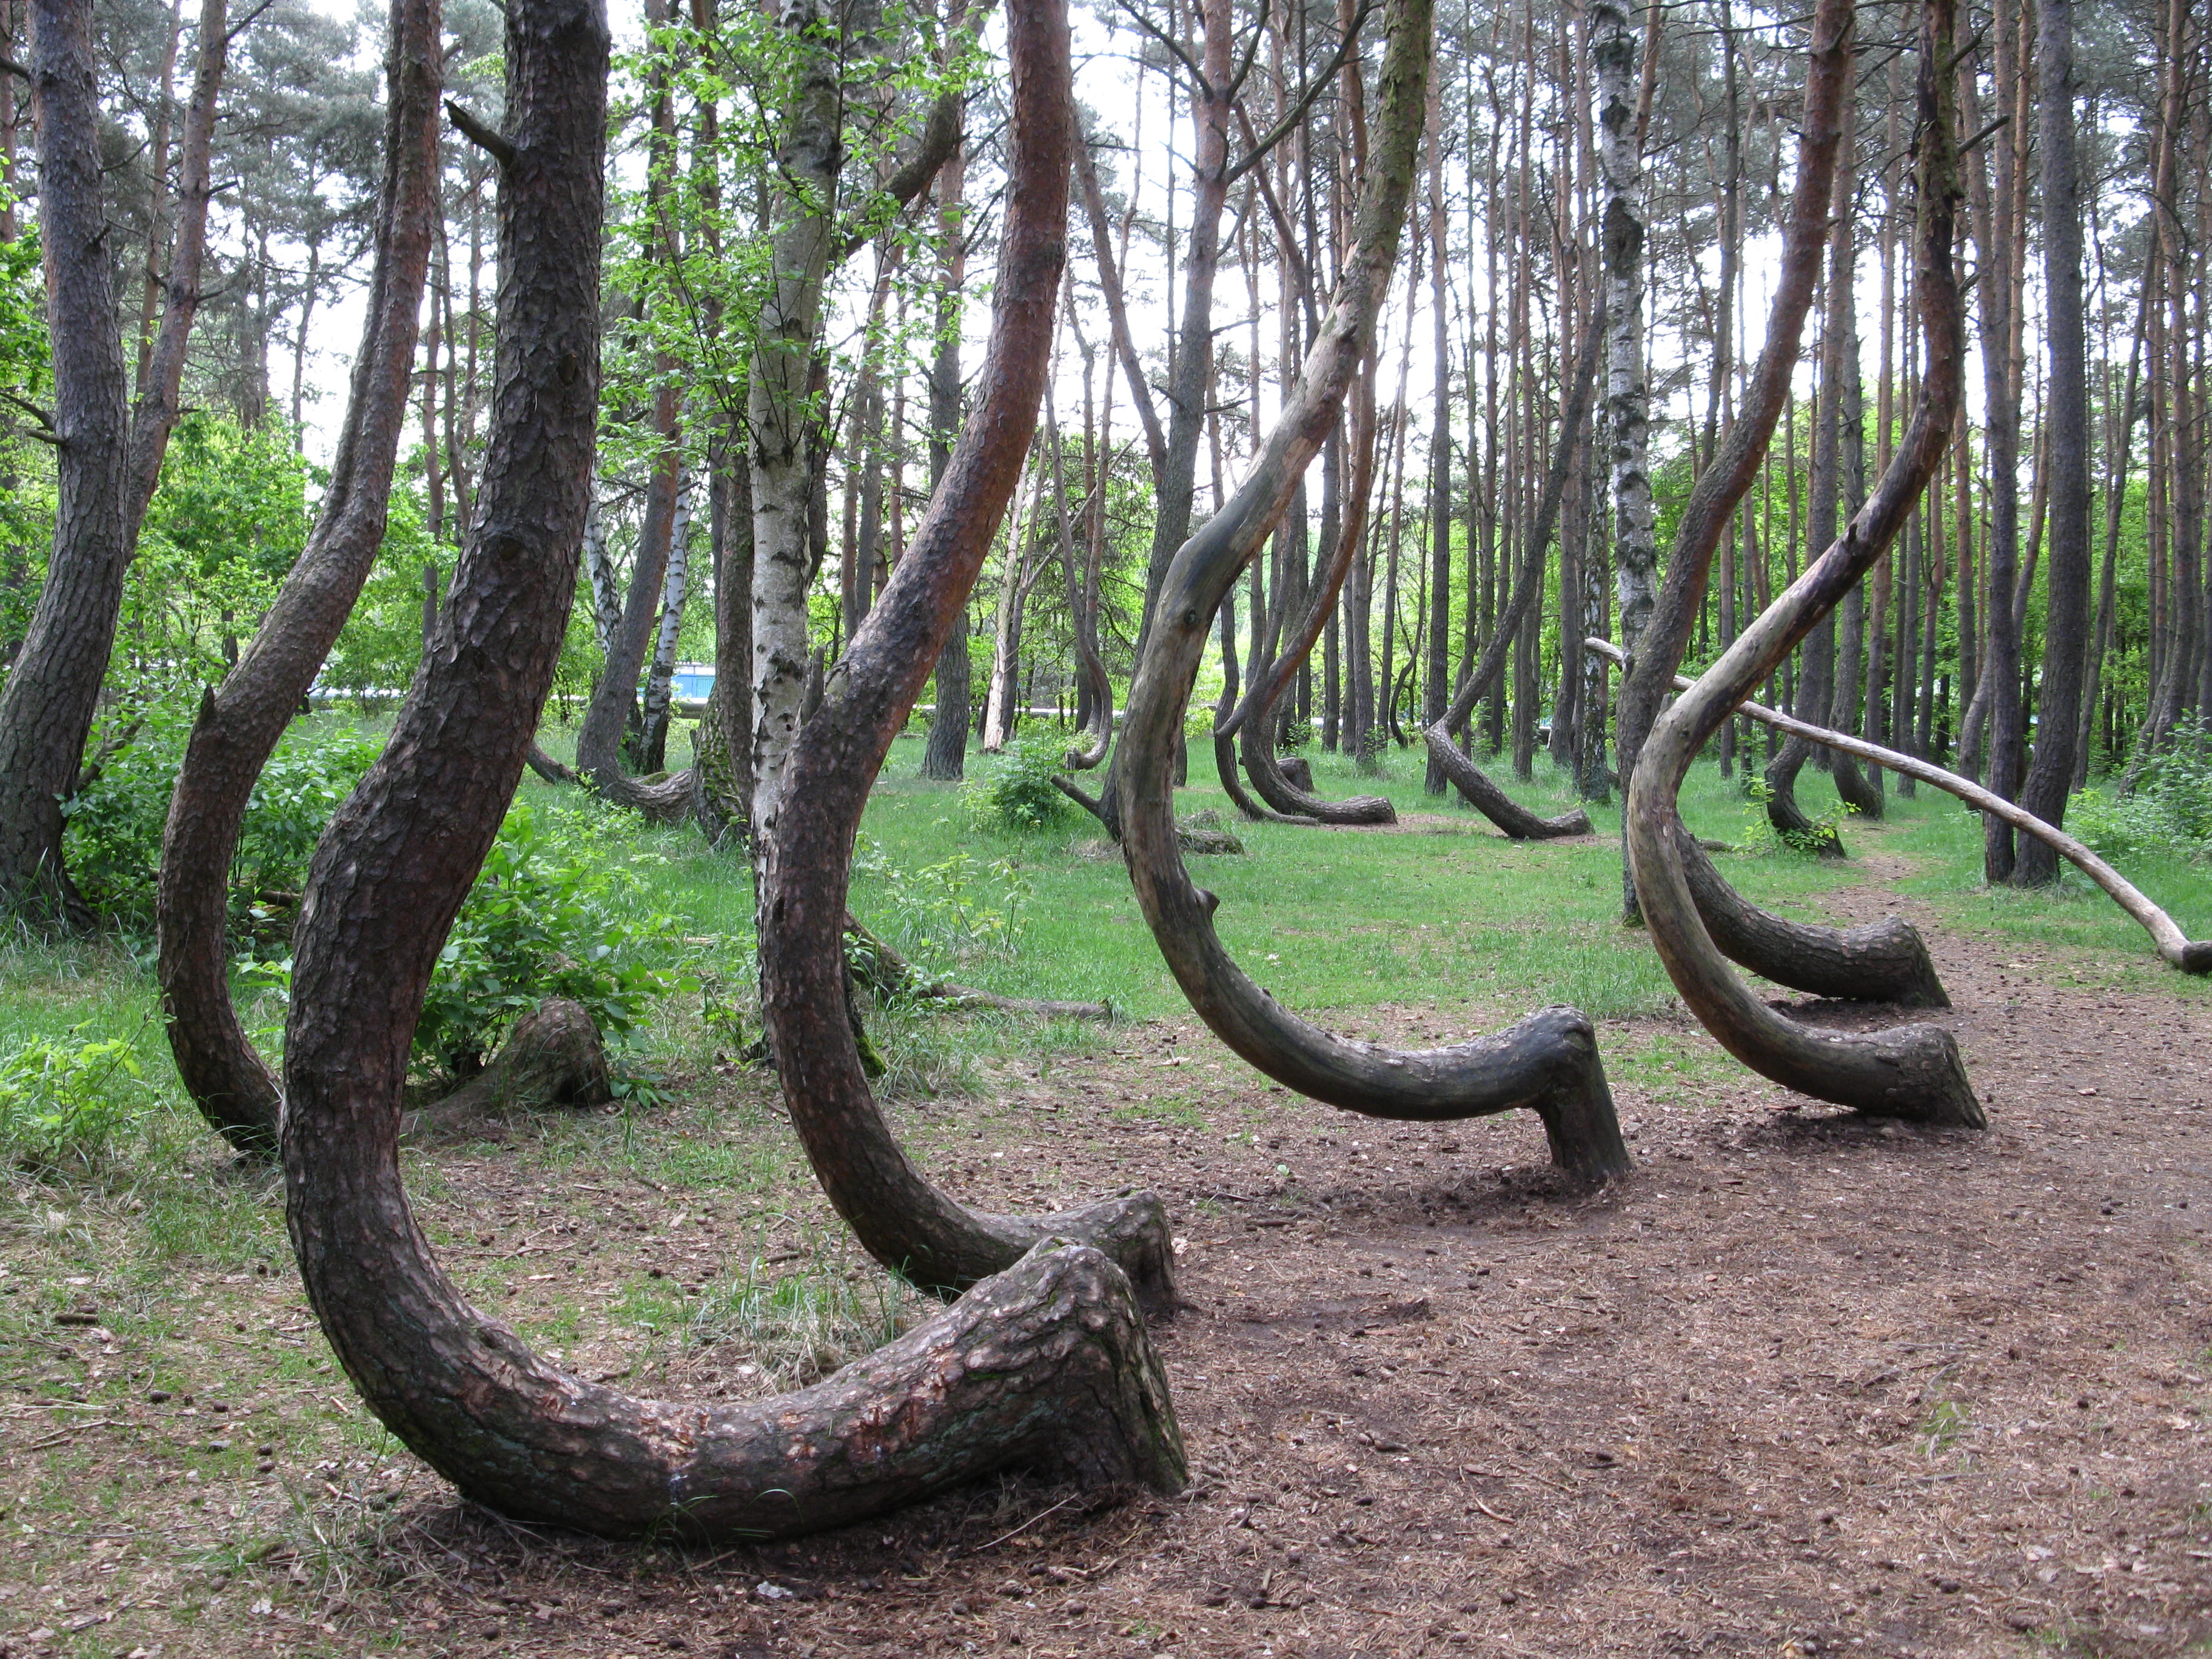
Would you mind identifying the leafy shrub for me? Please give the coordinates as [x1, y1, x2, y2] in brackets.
[414, 802, 691, 1079]
[1277, 716, 1315, 752]
[64, 708, 383, 934]
[2071, 725, 2212, 863]
[0, 1027, 149, 1172]
[959, 728, 1076, 834]
[853, 836, 1029, 978]
[1735, 773, 1855, 856]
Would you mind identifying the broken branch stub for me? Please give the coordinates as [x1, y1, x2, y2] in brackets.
[752, 0, 1178, 1306]
[1116, 0, 1627, 1182]
[1621, 0, 1982, 1128]
[280, 0, 1179, 1541]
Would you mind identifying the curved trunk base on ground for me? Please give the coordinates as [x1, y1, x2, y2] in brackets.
[1588, 635, 2212, 977]
[1115, 0, 1626, 1184]
[1422, 729, 1592, 838]
[1241, 724, 1395, 825]
[155, 0, 441, 1156]
[278, 0, 1182, 1546]
[1681, 830, 1949, 1008]
[400, 997, 612, 1139]
[1213, 731, 1318, 825]
[1621, 0, 1982, 1131]
[1763, 737, 1846, 856]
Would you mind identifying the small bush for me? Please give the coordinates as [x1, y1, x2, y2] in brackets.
[64, 705, 382, 935]
[853, 836, 1030, 977]
[2075, 721, 2212, 862]
[1277, 716, 1315, 752]
[415, 802, 691, 1079]
[0, 1027, 150, 1172]
[959, 728, 1076, 834]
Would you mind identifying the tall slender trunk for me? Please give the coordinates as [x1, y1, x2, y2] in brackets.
[919, 99, 971, 781]
[0, 0, 136, 917]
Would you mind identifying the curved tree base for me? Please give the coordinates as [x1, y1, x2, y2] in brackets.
[401, 998, 612, 1139]
[1423, 728, 1591, 837]
[1833, 752, 1884, 819]
[529, 737, 695, 824]
[1241, 725, 1395, 825]
[1212, 731, 1318, 825]
[1765, 737, 1847, 857]
[1680, 830, 1949, 1007]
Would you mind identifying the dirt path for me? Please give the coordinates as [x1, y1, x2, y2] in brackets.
[7, 859, 2210, 1659]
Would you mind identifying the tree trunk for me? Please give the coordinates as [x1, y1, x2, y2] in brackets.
[401, 998, 612, 1139]
[1610, 0, 1849, 922]
[919, 53, 971, 783]
[1622, 0, 1980, 1128]
[0, 0, 138, 919]
[281, 0, 1180, 1539]
[756, 0, 1178, 1302]
[635, 470, 695, 775]
[1116, 0, 1626, 1182]
[155, 0, 441, 1154]
[2014, 0, 2090, 884]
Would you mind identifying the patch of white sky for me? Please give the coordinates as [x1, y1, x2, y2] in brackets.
[286, 0, 2153, 575]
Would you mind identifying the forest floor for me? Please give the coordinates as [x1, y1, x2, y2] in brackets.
[3, 752, 2210, 1659]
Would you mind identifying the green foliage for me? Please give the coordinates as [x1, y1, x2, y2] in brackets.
[63, 708, 383, 932]
[1735, 772, 1855, 856]
[853, 834, 1028, 979]
[415, 802, 691, 1079]
[0, 1025, 149, 1173]
[115, 411, 315, 703]
[959, 728, 1076, 834]
[2070, 722, 2212, 863]
[1278, 716, 1315, 752]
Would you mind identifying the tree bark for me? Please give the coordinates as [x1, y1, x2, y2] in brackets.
[156, 0, 441, 1154]
[2014, 0, 2090, 885]
[280, 0, 1181, 1538]
[1622, 0, 1982, 1128]
[401, 997, 613, 1138]
[919, 39, 971, 783]
[755, 0, 1178, 1304]
[1117, 0, 1627, 1182]
[0, 0, 140, 919]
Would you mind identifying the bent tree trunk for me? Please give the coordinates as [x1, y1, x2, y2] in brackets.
[1587, 639, 1949, 1008]
[156, 0, 441, 1154]
[755, 0, 1179, 1304]
[1623, 0, 1982, 1129]
[1419, 297, 1604, 840]
[1118, 0, 1627, 1182]
[1590, 637, 2212, 976]
[0, 0, 133, 921]
[280, 0, 1180, 1540]
[1221, 374, 1393, 828]
[1610, 0, 1853, 921]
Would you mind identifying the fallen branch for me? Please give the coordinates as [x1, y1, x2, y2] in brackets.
[1588, 635, 2211, 974]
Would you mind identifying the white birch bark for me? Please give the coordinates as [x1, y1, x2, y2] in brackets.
[639, 469, 696, 746]
[1595, 0, 1655, 658]
[748, 0, 850, 843]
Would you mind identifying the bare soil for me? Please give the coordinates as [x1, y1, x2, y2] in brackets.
[5, 877, 2210, 1659]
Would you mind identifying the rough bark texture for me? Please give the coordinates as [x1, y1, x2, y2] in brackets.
[754, 0, 1178, 1305]
[1622, 0, 1982, 1128]
[280, 0, 1179, 1540]
[2013, 0, 2088, 887]
[0, 0, 133, 920]
[1116, 0, 1626, 1183]
[156, 0, 441, 1154]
